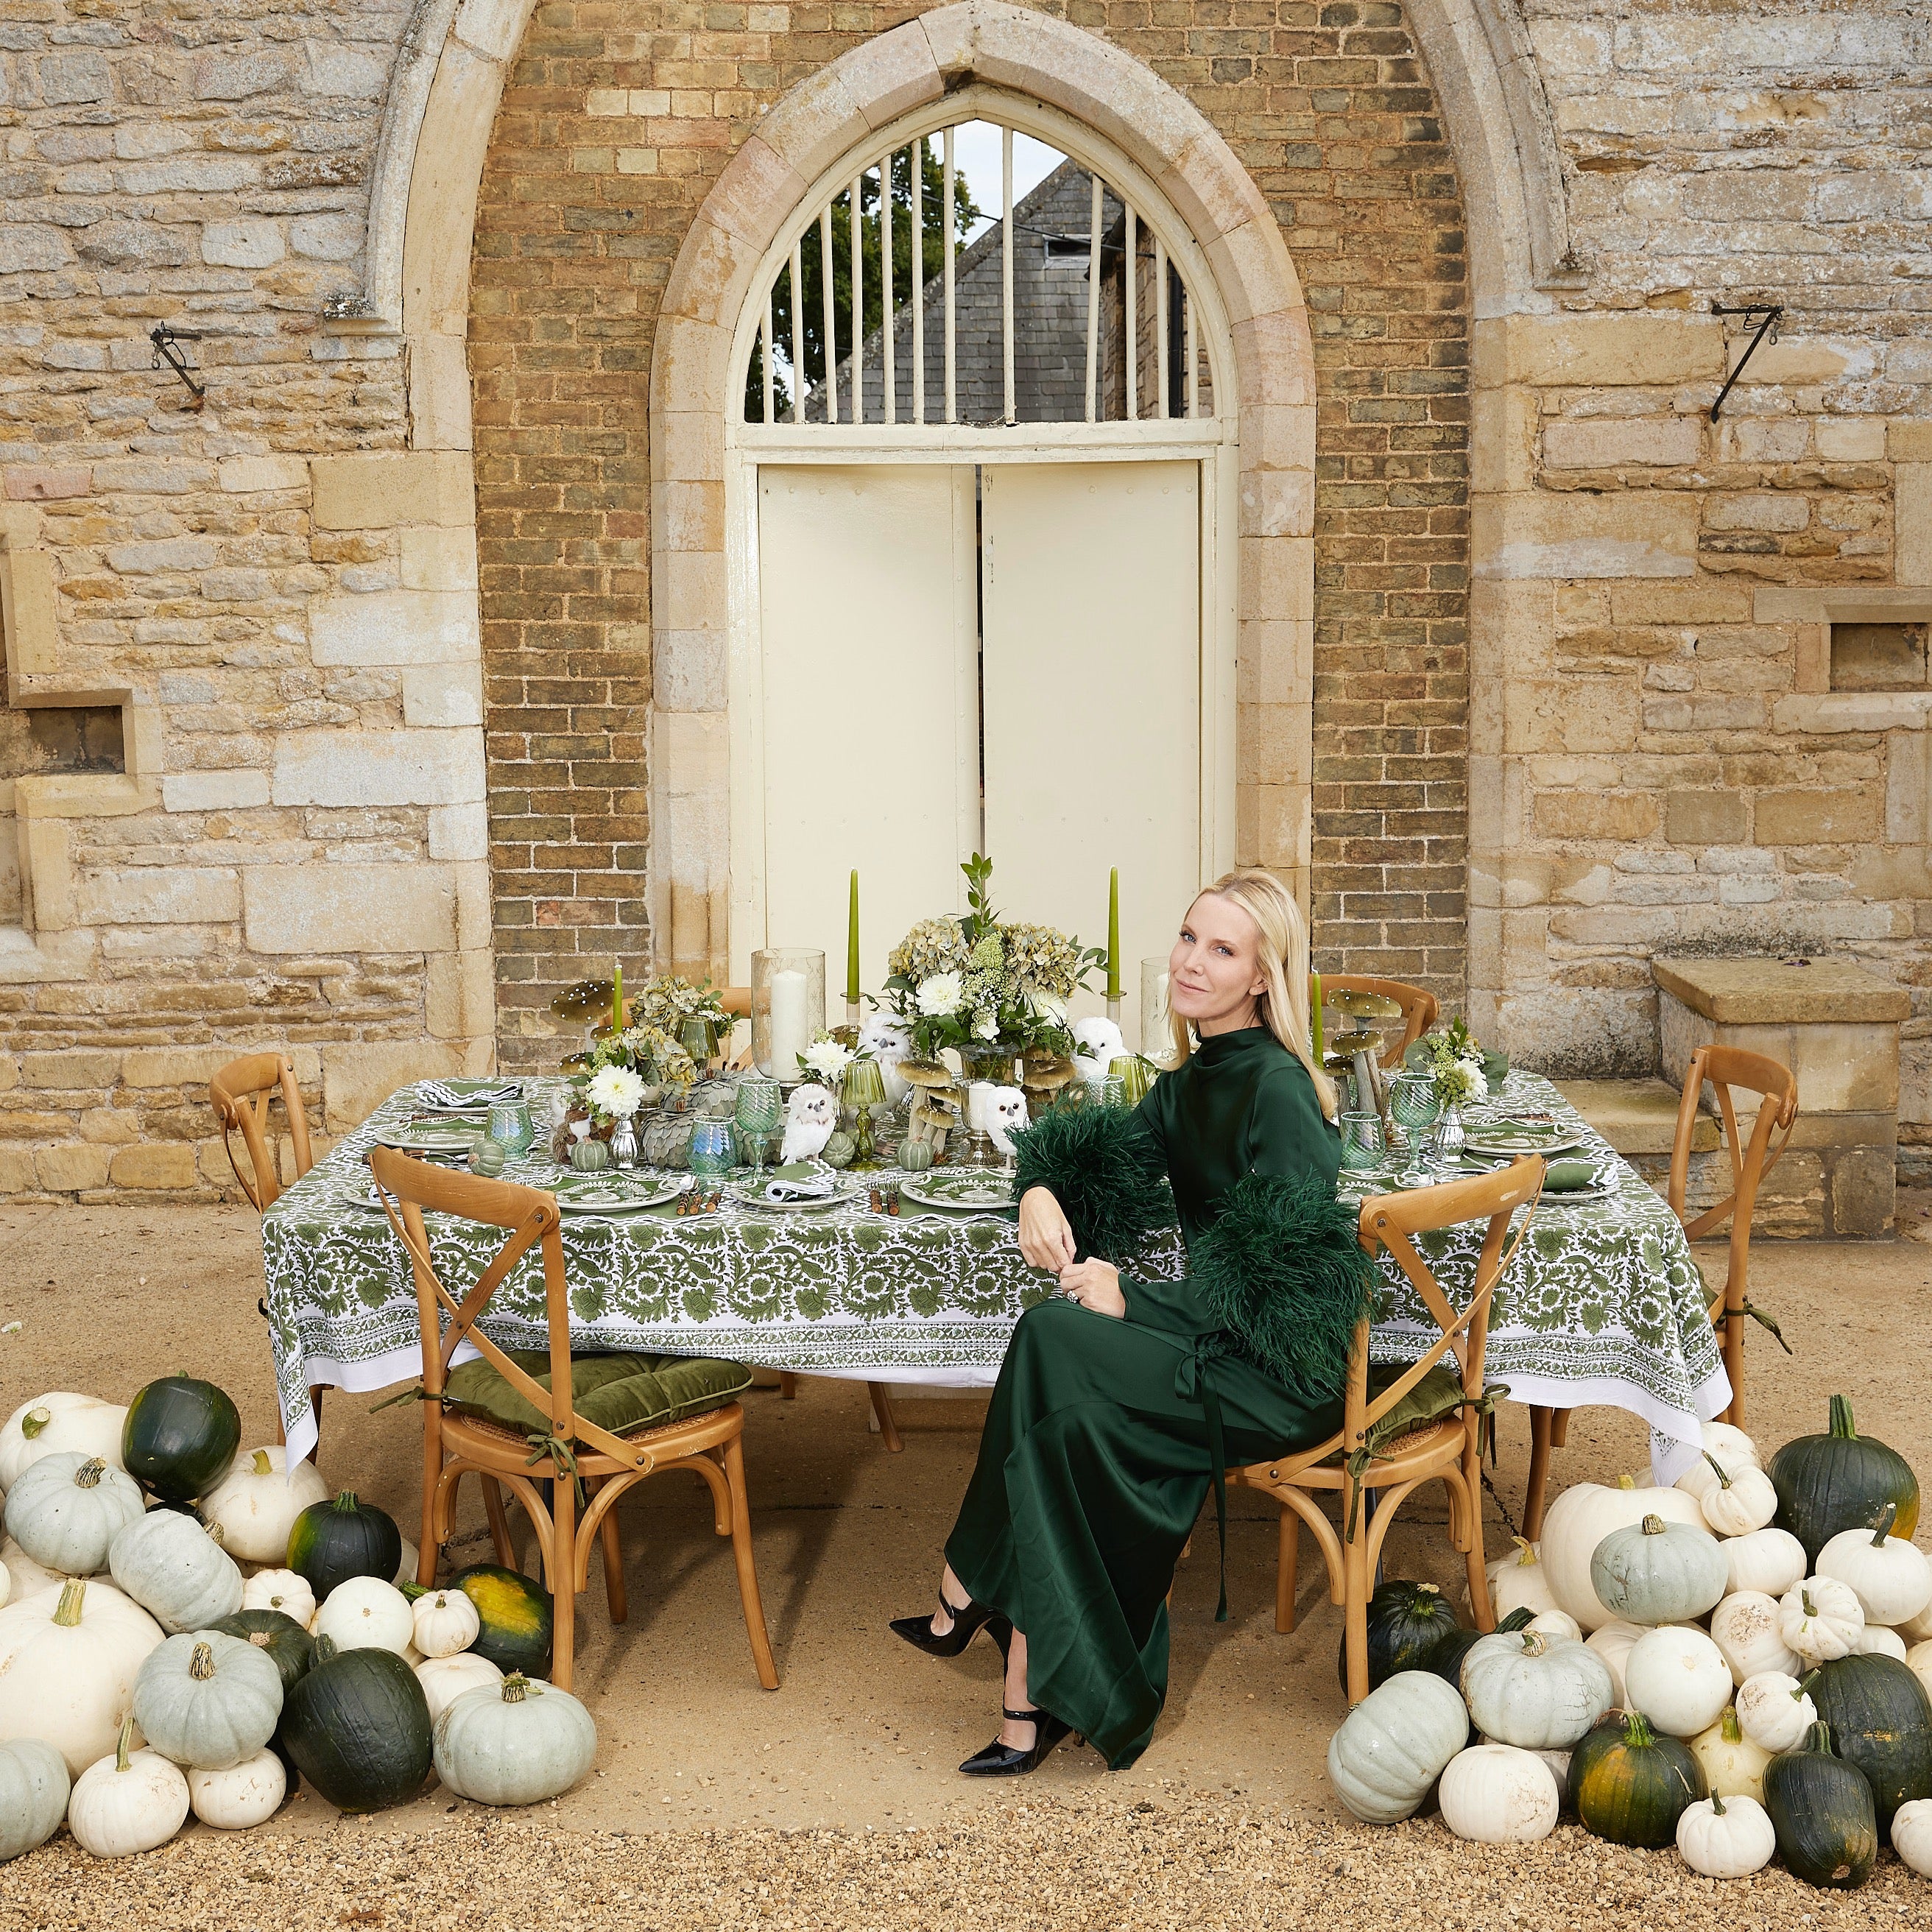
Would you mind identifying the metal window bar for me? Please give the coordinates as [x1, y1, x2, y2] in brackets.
[819, 205, 838, 425]
[1084, 172, 1102, 425]
[911, 140, 925, 426]
[761, 301, 775, 425]
[1001, 126, 1015, 426]
[1155, 239, 1169, 420]
[881, 157, 895, 426]
[850, 177, 863, 427]
[943, 128, 957, 426]
[1124, 206, 1138, 423]
[1185, 289, 1197, 420]
[788, 241, 803, 424]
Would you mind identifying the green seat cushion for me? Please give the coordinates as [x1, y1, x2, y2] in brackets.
[1320, 1362, 1471, 1466]
[443, 1349, 752, 1439]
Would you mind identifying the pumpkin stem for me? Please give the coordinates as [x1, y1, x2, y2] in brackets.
[1710, 1789, 1728, 1816]
[114, 1713, 134, 1775]
[1801, 1588, 1816, 1618]
[400, 1582, 428, 1601]
[314, 1634, 338, 1664]
[248, 1632, 274, 1649]
[1828, 1394, 1856, 1442]
[1623, 1709, 1657, 1749]
[74, 1456, 106, 1489]
[1510, 1535, 1539, 1568]
[501, 1674, 529, 1703]
[189, 1641, 216, 1681]
[1616, 1473, 1637, 1490]
[1640, 1514, 1666, 1535]
[1803, 1719, 1834, 1756]
[53, 1577, 87, 1628]
[1872, 1502, 1898, 1547]
[20, 1406, 50, 1439]
[251, 1449, 275, 1477]
[1721, 1705, 1743, 1744]
[1518, 1631, 1548, 1657]
[1796, 1669, 1820, 1699]
[332, 1491, 361, 1513]
[1700, 1450, 1732, 1489]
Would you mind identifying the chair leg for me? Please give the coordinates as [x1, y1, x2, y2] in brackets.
[481, 1476, 515, 1568]
[778, 1372, 798, 1400]
[1524, 1406, 1555, 1541]
[723, 1433, 780, 1690]
[1342, 1505, 1372, 1704]
[867, 1382, 903, 1453]
[1275, 1507, 1300, 1635]
[596, 1479, 627, 1623]
[551, 1475, 577, 1693]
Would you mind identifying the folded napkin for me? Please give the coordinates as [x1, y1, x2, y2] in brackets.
[761, 1160, 837, 1202]
[418, 1079, 521, 1110]
[1543, 1158, 1606, 1193]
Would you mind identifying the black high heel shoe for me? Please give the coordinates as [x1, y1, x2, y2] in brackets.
[959, 1707, 1074, 1777]
[890, 1590, 1012, 1660]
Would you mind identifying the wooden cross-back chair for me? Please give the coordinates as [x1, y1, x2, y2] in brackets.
[1319, 975, 1440, 1068]
[370, 1146, 778, 1694]
[210, 1052, 313, 1211]
[1231, 1157, 1545, 1704]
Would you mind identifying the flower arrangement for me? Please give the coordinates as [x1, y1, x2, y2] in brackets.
[1414, 1018, 1488, 1109]
[566, 1020, 695, 1105]
[799, 1030, 859, 1089]
[585, 1064, 648, 1123]
[624, 975, 730, 1037]
[881, 855, 1104, 1062]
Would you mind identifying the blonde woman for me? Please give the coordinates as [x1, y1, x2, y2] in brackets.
[891, 868, 1373, 1776]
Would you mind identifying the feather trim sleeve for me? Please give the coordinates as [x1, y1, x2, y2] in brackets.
[1009, 1103, 1173, 1262]
[1188, 1171, 1375, 1395]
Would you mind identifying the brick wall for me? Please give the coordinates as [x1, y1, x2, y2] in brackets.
[470, 0, 1472, 1062]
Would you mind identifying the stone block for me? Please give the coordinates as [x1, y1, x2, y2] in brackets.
[1551, 1078, 1718, 1157]
[110, 1143, 198, 1190]
[309, 588, 479, 666]
[74, 867, 241, 926]
[1889, 423, 1932, 463]
[36, 1143, 111, 1191]
[399, 526, 478, 592]
[427, 801, 489, 862]
[1532, 791, 1660, 841]
[271, 727, 484, 808]
[0, 1146, 37, 1193]
[427, 948, 496, 1039]
[321, 1040, 484, 1132]
[401, 663, 484, 729]
[219, 454, 309, 496]
[1654, 956, 1911, 1026]
[406, 335, 474, 454]
[121, 1045, 252, 1089]
[201, 220, 285, 268]
[1830, 1146, 1896, 1236]
[310, 452, 475, 531]
[1543, 417, 1704, 469]
[1752, 789, 1882, 845]
[243, 861, 458, 956]
[21, 1049, 120, 1090]
[1478, 314, 1725, 389]
[1664, 790, 1749, 845]
[162, 769, 272, 813]
[1475, 493, 1700, 580]
[1898, 464, 1932, 588]
[4, 465, 91, 501]
[1706, 493, 1810, 533]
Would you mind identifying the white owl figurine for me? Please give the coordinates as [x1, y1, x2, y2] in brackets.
[859, 1012, 914, 1104]
[984, 1085, 1029, 1157]
[1072, 1015, 1127, 1083]
[780, 1082, 839, 1163]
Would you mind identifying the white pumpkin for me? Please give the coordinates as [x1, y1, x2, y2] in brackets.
[1734, 1670, 1816, 1754]
[1780, 1575, 1864, 1665]
[1709, 1591, 1800, 1684]
[0, 1576, 164, 1776]
[1539, 1476, 1706, 1630]
[1623, 1626, 1731, 1738]
[417, 1650, 504, 1724]
[1525, 1609, 1582, 1644]
[240, 1568, 317, 1628]
[1908, 1637, 1932, 1702]
[1584, 1620, 1646, 1705]
[66, 1717, 188, 1858]
[0, 1536, 71, 1603]
[1684, 1456, 1778, 1539]
[132, 1631, 283, 1770]
[0, 1557, 7, 1612]
[1722, 1526, 1807, 1600]
[433, 1673, 597, 1807]
[198, 1448, 328, 1567]
[1688, 1704, 1772, 1802]
[1898, 1598, 1932, 1646]
[1894, 1797, 1932, 1879]
[1816, 1512, 1932, 1628]
[1461, 1629, 1615, 1750]
[411, 1587, 481, 1660]
[0, 1394, 127, 1490]
[1677, 1791, 1775, 1879]
[3, 1453, 144, 1576]
[1849, 1623, 1908, 1662]
[1437, 1744, 1559, 1844]
[1589, 1514, 1728, 1625]
[108, 1509, 243, 1635]
[188, 1747, 286, 1829]
[1486, 1537, 1559, 1621]
[313, 1575, 415, 1655]
[395, 1537, 420, 1589]
[0, 1737, 69, 1864]
[1701, 1420, 1760, 1471]
[1325, 1670, 1470, 1825]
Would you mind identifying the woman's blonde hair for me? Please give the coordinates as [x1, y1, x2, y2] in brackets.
[1164, 867, 1337, 1121]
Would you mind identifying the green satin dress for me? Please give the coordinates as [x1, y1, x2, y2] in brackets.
[943, 1026, 1345, 1770]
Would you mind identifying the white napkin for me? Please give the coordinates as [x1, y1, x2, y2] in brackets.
[762, 1160, 837, 1202]
[418, 1079, 521, 1110]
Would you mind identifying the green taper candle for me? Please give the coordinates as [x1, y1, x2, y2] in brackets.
[613, 961, 624, 1033]
[1107, 868, 1120, 1002]
[847, 870, 861, 1006]
[1311, 970, 1322, 1059]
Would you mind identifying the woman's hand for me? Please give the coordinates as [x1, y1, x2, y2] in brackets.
[1018, 1186, 1076, 1272]
[1057, 1258, 1124, 1319]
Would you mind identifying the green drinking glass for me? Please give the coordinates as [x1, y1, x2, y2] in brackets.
[1389, 1071, 1441, 1135]
[1338, 1109, 1386, 1174]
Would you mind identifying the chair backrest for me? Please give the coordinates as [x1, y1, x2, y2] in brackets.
[1666, 1043, 1798, 1241]
[719, 987, 752, 1017]
[1319, 975, 1440, 1068]
[210, 1052, 314, 1211]
[368, 1146, 656, 1471]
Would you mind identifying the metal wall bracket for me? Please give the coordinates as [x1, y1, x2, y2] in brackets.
[149, 325, 207, 411]
[1709, 303, 1783, 422]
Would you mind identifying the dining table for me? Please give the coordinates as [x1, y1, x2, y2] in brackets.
[259, 1071, 1727, 1481]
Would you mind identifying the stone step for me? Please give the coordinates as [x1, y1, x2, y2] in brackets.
[1551, 1077, 1718, 1158]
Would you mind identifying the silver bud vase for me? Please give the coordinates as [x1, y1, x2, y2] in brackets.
[1429, 1100, 1464, 1163]
[608, 1114, 639, 1168]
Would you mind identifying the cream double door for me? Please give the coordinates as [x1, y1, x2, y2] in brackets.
[753, 460, 1200, 1047]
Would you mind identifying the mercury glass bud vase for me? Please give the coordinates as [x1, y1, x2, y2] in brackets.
[608, 1113, 638, 1169]
[1430, 1101, 1465, 1163]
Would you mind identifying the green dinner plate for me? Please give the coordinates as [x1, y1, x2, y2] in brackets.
[900, 1172, 1019, 1212]
[376, 1124, 484, 1154]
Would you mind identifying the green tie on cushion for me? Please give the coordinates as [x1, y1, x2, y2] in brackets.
[443, 1349, 752, 1439]
[1319, 1363, 1473, 1467]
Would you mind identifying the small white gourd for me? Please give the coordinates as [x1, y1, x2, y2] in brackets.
[1524, 1609, 1582, 1644]
[1622, 1626, 1731, 1738]
[312, 1575, 415, 1656]
[1780, 1575, 1864, 1666]
[0, 1576, 164, 1776]
[1894, 1797, 1932, 1879]
[432, 1673, 597, 1807]
[240, 1568, 316, 1629]
[1709, 1590, 1800, 1685]
[1849, 1623, 1908, 1662]
[1436, 1744, 1559, 1844]
[1815, 1506, 1932, 1629]
[1676, 1790, 1776, 1879]
[1325, 1671, 1469, 1824]
[1700, 1420, 1760, 1472]
[1682, 1454, 1778, 1539]
[0, 1537, 69, 1604]
[66, 1716, 188, 1858]
[197, 1448, 328, 1566]
[417, 1650, 504, 1723]
[108, 1510, 243, 1635]
[188, 1747, 286, 1829]
[0, 1737, 69, 1863]
[411, 1588, 481, 1660]
[0, 1395, 127, 1490]
[132, 1631, 283, 1770]
[1734, 1670, 1816, 1753]
[1461, 1629, 1615, 1750]
[1486, 1538, 1559, 1621]
[1722, 1526, 1807, 1600]
[1899, 1599, 1932, 1646]
[3, 1453, 144, 1576]
[1688, 1704, 1771, 1802]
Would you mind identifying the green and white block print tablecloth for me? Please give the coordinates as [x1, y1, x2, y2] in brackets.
[261, 1074, 1726, 1480]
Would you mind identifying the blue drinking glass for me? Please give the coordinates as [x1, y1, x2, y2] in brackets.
[688, 1118, 738, 1181]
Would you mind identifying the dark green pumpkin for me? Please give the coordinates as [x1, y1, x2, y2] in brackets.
[286, 1490, 403, 1599]
[209, 1609, 315, 1696]
[452, 1562, 554, 1679]
[1763, 1720, 1878, 1889]
[1769, 1395, 1919, 1565]
[279, 1637, 432, 1815]
[121, 1375, 241, 1502]
[1808, 1652, 1932, 1831]
[1565, 1708, 1705, 1847]
[1337, 1580, 1462, 1694]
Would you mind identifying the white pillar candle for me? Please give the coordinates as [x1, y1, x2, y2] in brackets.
[766, 968, 810, 1082]
[1140, 958, 1171, 1059]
